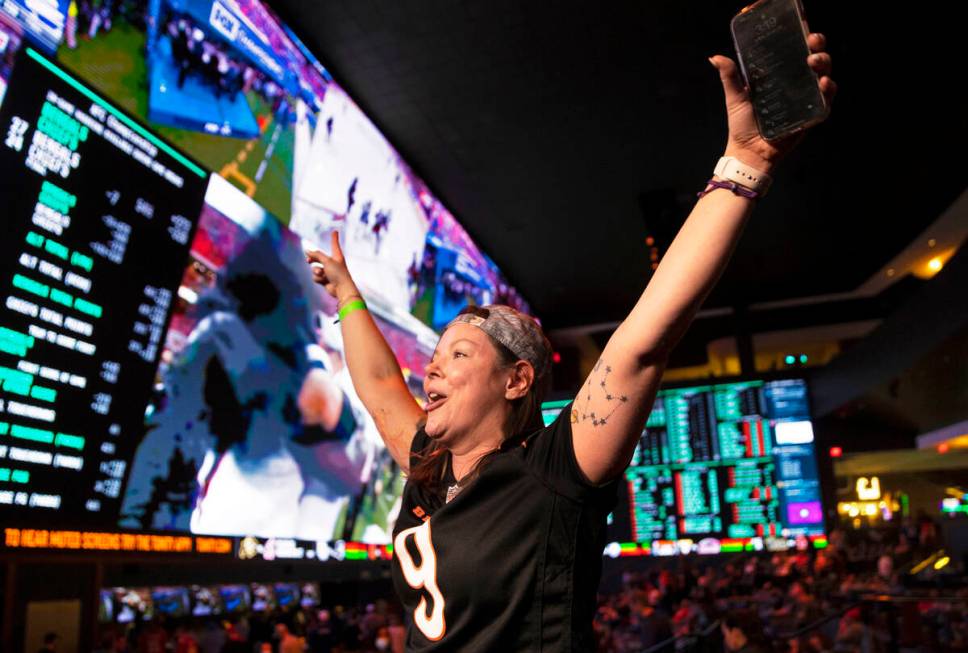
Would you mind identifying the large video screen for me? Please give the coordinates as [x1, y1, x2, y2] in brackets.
[0, 2, 528, 548]
[118, 174, 428, 543]
[53, 0, 528, 325]
[543, 378, 826, 556]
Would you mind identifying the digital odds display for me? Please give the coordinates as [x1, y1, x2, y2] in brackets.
[0, 46, 209, 519]
[0, 1, 528, 550]
[543, 379, 826, 556]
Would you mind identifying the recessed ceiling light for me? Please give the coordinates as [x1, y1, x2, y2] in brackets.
[928, 238, 937, 247]
[886, 268, 895, 277]
[928, 257, 943, 272]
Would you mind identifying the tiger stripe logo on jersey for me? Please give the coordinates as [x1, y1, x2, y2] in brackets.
[394, 520, 446, 640]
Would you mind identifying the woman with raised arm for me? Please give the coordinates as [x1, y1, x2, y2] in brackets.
[305, 35, 835, 652]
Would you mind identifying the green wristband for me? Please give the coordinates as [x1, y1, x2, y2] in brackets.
[337, 298, 367, 322]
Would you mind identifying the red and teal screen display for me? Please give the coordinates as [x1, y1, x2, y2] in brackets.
[542, 378, 826, 556]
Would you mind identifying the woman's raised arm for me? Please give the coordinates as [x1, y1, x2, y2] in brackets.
[306, 232, 425, 471]
[571, 34, 836, 485]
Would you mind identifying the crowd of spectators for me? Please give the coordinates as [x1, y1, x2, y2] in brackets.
[87, 516, 966, 652]
[65, 0, 118, 48]
[159, 12, 295, 125]
[164, 15, 249, 102]
[66, 0, 296, 123]
[93, 599, 407, 653]
[594, 517, 965, 652]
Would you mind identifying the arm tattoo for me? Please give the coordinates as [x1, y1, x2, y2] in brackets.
[571, 358, 628, 427]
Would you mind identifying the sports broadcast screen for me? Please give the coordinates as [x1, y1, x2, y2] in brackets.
[543, 378, 826, 556]
[0, 1, 527, 549]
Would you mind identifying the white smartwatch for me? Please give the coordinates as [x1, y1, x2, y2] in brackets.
[713, 156, 773, 196]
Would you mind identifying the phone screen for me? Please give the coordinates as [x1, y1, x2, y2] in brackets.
[731, 0, 826, 141]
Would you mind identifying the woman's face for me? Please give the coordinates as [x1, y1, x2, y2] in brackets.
[422, 324, 512, 447]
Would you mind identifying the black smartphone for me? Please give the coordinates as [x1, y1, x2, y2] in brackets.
[730, 0, 828, 141]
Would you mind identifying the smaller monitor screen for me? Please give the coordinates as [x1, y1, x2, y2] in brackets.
[110, 587, 153, 624]
[250, 583, 275, 612]
[151, 586, 191, 617]
[218, 585, 251, 614]
[97, 589, 113, 623]
[273, 582, 299, 609]
[191, 586, 224, 617]
[300, 582, 320, 607]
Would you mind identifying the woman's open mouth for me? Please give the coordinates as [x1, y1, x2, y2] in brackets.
[425, 392, 448, 412]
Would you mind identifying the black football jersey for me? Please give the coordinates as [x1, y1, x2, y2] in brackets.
[391, 404, 617, 651]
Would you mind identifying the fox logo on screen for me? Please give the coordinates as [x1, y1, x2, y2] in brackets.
[209, 1, 241, 41]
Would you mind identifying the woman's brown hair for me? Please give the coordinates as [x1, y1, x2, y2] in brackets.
[408, 333, 550, 493]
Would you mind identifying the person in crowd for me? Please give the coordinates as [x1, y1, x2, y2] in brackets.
[833, 607, 867, 652]
[307, 609, 335, 653]
[173, 623, 198, 653]
[36, 631, 58, 653]
[65, 1, 78, 48]
[305, 30, 835, 650]
[136, 618, 168, 653]
[386, 614, 407, 653]
[275, 623, 305, 653]
[722, 611, 767, 653]
[672, 597, 703, 637]
[194, 618, 225, 653]
[221, 620, 248, 653]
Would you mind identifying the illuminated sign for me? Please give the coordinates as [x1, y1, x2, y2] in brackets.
[838, 494, 900, 523]
[230, 536, 393, 562]
[262, 538, 304, 561]
[2, 528, 231, 554]
[203, 0, 286, 81]
[0, 527, 403, 560]
[765, 536, 791, 552]
[941, 498, 968, 515]
[195, 537, 233, 554]
[600, 536, 823, 558]
[208, 1, 241, 40]
[838, 477, 902, 524]
[237, 536, 259, 560]
[652, 540, 679, 557]
[696, 538, 722, 555]
[856, 477, 881, 501]
[838, 500, 888, 519]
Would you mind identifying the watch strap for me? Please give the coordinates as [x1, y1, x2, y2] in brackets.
[714, 156, 772, 195]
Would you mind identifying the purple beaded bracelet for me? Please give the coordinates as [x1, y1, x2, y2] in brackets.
[697, 178, 760, 200]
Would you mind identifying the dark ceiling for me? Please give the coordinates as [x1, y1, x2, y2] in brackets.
[272, 0, 968, 329]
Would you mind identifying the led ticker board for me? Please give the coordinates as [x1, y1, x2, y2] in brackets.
[543, 378, 826, 556]
[0, 47, 208, 521]
[2, 526, 232, 554]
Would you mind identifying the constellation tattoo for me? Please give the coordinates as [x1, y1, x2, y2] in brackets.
[571, 358, 629, 427]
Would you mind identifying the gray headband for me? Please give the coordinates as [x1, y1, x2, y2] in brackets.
[445, 304, 551, 380]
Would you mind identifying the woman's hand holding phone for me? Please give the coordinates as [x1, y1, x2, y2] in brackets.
[709, 32, 836, 173]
